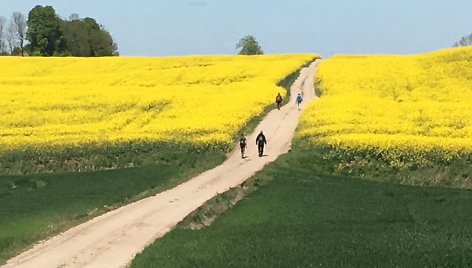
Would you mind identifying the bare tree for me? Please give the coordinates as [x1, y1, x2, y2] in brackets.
[11, 12, 27, 56]
[69, 13, 80, 21]
[0, 16, 6, 54]
[6, 20, 17, 55]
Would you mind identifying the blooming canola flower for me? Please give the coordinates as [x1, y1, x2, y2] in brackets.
[0, 55, 317, 153]
[299, 47, 472, 163]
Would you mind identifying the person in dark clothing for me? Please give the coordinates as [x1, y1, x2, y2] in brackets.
[275, 92, 283, 110]
[256, 131, 267, 157]
[296, 93, 303, 110]
[239, 134, 247, 158]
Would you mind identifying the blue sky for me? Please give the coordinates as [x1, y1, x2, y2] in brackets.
[2, 0, 471, 57]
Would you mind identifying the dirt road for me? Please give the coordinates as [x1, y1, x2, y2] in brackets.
[4, 60, 320, 268]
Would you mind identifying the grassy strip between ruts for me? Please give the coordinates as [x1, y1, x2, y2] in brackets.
[0, 63, 312, 264]
[131, 143, 472, 268]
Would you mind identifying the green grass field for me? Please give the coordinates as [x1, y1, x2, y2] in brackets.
[131, 145, 472, 267]
[0, 149, 225, 264]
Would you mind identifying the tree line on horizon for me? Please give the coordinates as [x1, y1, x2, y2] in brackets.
[0, 5, 118, 57]
[453, 32, 472, 48]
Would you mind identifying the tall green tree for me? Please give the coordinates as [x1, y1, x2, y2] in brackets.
[61, 18, 89, 56]
[61, 16, 118, 56]
[82, 17, 118, 56]
[26, 5, 65, 56]
[236, 35, 264, 55]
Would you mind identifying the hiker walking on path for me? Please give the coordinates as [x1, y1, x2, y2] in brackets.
[275, 92, 283, 110]
[239, 134, 247, 158]
[256, 131, 267, 157]
[296, 93, 303, 110]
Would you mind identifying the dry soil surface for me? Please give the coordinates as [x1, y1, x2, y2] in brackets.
[4, 60, 320, 268]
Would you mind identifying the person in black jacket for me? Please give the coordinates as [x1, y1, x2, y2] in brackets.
[239, 134, 247, 158]
[255, 131, 267, 157]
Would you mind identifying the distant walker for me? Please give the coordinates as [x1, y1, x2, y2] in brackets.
[239, 134, 247, 158]
[275, 93, 283, 110]
[296, 93, 303, 110]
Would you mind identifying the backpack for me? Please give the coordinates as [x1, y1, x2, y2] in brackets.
[276, 95, 282, 102]
[240, 137, 246, 145]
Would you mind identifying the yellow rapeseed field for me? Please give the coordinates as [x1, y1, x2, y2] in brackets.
[299, 47, 472, 166]
[0, 55, 316, 153]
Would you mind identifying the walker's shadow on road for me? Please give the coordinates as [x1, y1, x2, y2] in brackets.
[241, 154, 268, 160]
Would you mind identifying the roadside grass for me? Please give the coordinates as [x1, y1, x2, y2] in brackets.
[0, 141, 228, 176]
[131, 144, 472, 267]
[0, 150, 224, 264]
